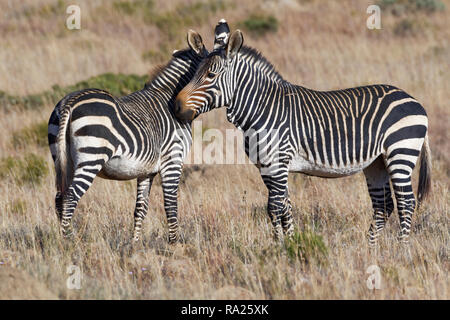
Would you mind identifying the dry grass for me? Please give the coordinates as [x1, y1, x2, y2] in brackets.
[0, 0, 448, 299]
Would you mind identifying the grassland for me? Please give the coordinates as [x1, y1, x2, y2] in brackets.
[0, 0, 448, 299]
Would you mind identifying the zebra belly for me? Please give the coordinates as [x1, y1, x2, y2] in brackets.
[99, 156, 159, 180]
[288, 153, 378, 178]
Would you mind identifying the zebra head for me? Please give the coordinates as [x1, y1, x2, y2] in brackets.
[175, 22, 244, 121]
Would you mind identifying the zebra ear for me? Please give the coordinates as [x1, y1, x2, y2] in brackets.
[187, 30, 205, 56]
[214, 19, 230, 50]
[226, 30, 243, 60]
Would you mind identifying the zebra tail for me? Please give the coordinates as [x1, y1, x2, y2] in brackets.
[55, 105, 72, 194]
[417, 133, 432, 207]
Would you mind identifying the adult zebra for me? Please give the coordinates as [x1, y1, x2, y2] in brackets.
[47, 30, 207, 244]
[174, 26, 432, 246]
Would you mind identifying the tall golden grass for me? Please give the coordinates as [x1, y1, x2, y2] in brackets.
[0, 0, 448, 299]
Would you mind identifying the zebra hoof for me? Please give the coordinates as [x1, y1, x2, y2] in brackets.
[61, 230, 74, 239]
[282, 225, 294, 238]
[120, 242, 135, 257]
[122, 238, 145, 257]
[168, 231, 182, 245]
[367, 240, 378, 249]
[168, 237, 180, 245]
[397, 235, 410, 244]
[272, 229, 284, 243]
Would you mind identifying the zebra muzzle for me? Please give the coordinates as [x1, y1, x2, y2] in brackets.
[174, 98, 196, 121]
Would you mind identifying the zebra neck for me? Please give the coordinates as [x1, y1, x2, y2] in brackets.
[227, 68, 284, 132]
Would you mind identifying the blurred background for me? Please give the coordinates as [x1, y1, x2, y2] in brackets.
[0, 0, 448, 299]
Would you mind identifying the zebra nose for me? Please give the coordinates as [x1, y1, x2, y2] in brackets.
[174, 97, 195, 121]
[174, 99, 182, 114]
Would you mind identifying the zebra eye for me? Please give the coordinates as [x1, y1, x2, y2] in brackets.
[207, 72, 216, 78]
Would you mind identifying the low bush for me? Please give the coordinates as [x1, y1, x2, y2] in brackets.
[0, 154, 48, 186]
[12, 121, 48, 149]
[379, 0, 445, 15]
[240, 14, 278, 37]
[393, 18, 418, 36]
[0, 73, 148, 112]
[284, 229, 328, 265]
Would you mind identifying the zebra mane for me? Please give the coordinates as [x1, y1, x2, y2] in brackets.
[146, 64, 165, 85]
[239, 46, 284, 82]
[144, 48, 193, 89]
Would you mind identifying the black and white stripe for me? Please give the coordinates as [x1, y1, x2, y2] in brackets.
[48, 32, 207, 243]
[175, 25, 432, 245]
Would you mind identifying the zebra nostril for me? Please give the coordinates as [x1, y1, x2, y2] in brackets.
[175, 99, 182, 114]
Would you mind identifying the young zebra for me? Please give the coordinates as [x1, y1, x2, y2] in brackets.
[174, 25, 432, 246]
[47, 30, 207, 244]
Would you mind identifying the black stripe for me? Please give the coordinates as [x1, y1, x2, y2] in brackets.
[383, 125, 427, 149]
[78, 147, 113, 158]
[388, 148, 420, 158]
[387, 159, 416, 169]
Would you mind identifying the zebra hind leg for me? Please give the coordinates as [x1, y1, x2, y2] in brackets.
[391, 176, 416, 243]
[386, 150, 419, 244]
[55, 192, 63, 221]
[132, 175, 155, 242]
[363, 157, 394, 247]
[60, 164, 103, 238]
[48, 109, 63, 221]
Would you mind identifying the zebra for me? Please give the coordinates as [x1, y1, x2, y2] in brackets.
[174, 24, 432, 246]
[47, 30, 207, 244]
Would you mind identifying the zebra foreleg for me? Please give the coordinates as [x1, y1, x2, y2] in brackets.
[363, 157, 394, 246]
[161, 168, 182, 244]
[280, 195, 294, 237]
[132, 175, 155, 242]
[261, 166, 290, 241]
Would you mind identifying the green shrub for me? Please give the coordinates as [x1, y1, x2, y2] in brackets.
[394, 18, 417, 36]
[12, 121, 48, 149]
[142, 46, 171, 64]
[284, 229, 328, 265]
[240, 14, 278, 37]
[23, 0, 66, 18]
[116, 0, 224, 41]
[113, 0, 154, 16]
[151, 1, 225, 39]
[22, 154, 49, 185]
[0, 154, 48, 186]
[0, 73, 149, 113]
[19, 94, 45, 110]
[0, 91, 45, 112]
[379, 0, 445, 14]
[64, 73, 148, 96]
[0, 156, 17, 179]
